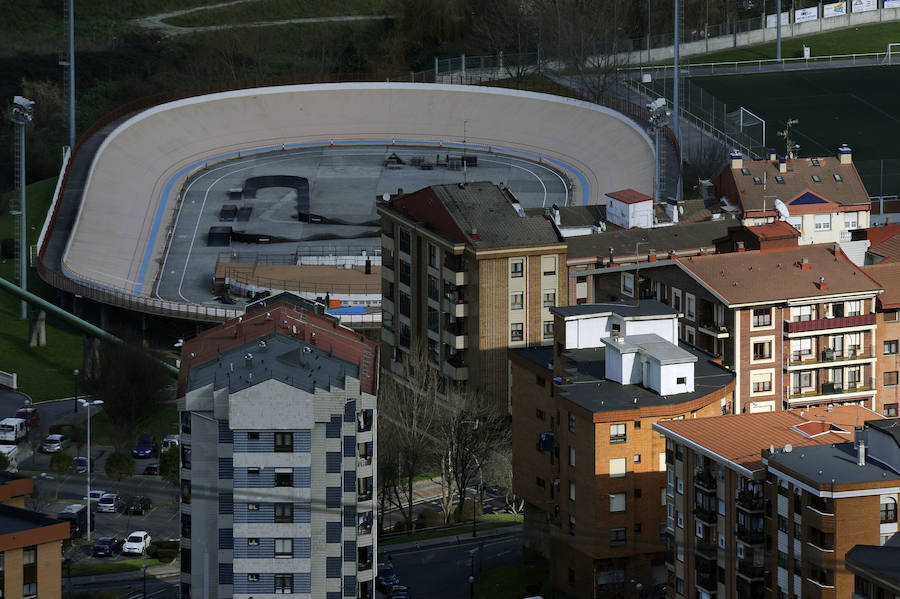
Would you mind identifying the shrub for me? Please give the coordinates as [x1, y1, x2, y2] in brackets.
[414, 507, 445, 529]
[147, 539, 179, 562]
[104, 451, 135, 481]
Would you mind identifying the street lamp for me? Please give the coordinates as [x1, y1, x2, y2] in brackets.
[80, 397, 103, 542]
[73, 369, 79, 413]
[142, 563, 148, 598]
[472, 486, 477, 538]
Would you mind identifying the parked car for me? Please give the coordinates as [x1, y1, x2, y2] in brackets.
[121, 531, 151, 555]
[14, 406, 40, 429]
[143, 463, 160, 476]
[41, 434, 70, 453]
[84, 489, 106, 502]
[390, 585, 410, 599]
[0, 418, 28, 443]
[92, 536, 123, 557]
[126, 496, 152, 515]
[96, 493, 122, 513]
[75, 457, 92, 474]
[131, 435, 158, 458]
[376, 564, 400, 593]
[161, 434, 179, 451]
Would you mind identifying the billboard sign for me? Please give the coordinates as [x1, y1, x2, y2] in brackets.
[823, 2, 847, 17]
[795, 7, 818, 22]
[766, 11, 790, 27]
[852, 0, 877, 12]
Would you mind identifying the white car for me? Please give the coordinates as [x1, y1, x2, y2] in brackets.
[121, 531, 151, 555]
[84, 489, 106, 502]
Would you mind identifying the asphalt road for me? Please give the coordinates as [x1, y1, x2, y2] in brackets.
[378, 532, 523, 599]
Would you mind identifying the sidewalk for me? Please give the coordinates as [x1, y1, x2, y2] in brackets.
[69, 560, 180, 586]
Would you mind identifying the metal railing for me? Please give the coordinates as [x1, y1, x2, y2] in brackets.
[626, 50, 889, 77]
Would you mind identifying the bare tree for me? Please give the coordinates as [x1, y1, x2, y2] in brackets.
[482, 445, 523, 515]
[470, 0, 542, 85]
[377, 341, 440, 532]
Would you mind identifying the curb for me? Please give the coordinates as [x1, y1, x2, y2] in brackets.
[69, 563, 180, 586]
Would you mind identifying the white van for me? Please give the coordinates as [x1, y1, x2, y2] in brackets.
[161, 434, 180, 451]
[0, 444, 20, 471]
[0, 418, 27, 443]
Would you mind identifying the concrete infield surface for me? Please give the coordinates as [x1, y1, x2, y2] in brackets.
[63, 83, 654, 298]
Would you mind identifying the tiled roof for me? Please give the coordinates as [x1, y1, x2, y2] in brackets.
[867, 224, 900, 263]
[864, 223, 900, 248]
[676, 244, 881, 305]
[387, 182, 562, 249]
[746, 221, 799, 240]
[723, 156, 870, 215]
[565, 219, 731, 259]
[606, 189, 653, 204]
[862, 263, 900, 308]
[654, 405, 879, 472]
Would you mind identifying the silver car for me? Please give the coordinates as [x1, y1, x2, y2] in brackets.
[40, 434, 70, 453]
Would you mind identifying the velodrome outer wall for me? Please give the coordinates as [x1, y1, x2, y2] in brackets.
[61, 83, 654, 297]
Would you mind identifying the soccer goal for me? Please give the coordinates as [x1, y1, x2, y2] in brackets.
[724, 107, 766, 159]
[884, 43, 900, 65]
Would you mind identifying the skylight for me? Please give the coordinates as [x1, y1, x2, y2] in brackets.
[811, 175, 822, 183]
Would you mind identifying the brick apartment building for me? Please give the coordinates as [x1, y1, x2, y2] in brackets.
[377, 182, 567, 410]
[653, 408, 896, 599]
[845, 534, 900, 599]
[0, 472, 70, 599]
[715, 147, 871, 243]
[177, 296, 378, 599]
[511, 301, 735, 598]
[862, 262, 900, 419]
[582, 238, 883, 413]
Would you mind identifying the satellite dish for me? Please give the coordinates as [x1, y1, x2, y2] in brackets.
[382, 193, 390, 202]
[769, 444, 774, 453]
[784, 444, 793, 453]
[774, 199, 790, 219]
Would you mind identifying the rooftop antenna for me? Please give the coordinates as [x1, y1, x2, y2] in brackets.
[777, 118, 799, 159]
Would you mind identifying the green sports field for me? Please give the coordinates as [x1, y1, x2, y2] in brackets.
[687, 65, 900, 197]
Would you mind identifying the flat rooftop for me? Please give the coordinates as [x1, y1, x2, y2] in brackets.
[565, 219, 731, 259]
[0, 504, 67, 536]
[603, 334, 698, 364]
[766, 442, 900, 486]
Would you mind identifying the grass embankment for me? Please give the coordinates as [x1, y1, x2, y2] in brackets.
[69, 557, 162, 577]
[474, 563, 550, 599]
[164, 0, 392, 27]
[682, 21, 900, 64]
[89, 402, 179, 447]
[380, 513, 522, 546]
[0, 178, 84, 401]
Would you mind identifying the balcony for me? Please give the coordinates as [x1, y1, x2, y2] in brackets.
[443, 358, 469, 381]
[696, 541, 719, 559]
[695, 470, 717, 492]
[787, 377, 875, 401]
[736, 527, 765, 545]
[442, 297, 468, 318]
[737, 582, 765, 599]
[737, 561, 765, 581]
[442, 327, 467, 350]
[788, 345, 875, 368]
[785, 312, 876, 334]
[696, 569, 717, 592]
[694, 506, 717, 525]
[442, 265, 469, 287]
[737, 491, 765, 512]
[698, 321, 730, 339]
[381, 232, 394, 248]
[382, 261, 394, 280]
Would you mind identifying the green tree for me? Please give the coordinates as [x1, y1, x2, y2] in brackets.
[50, 453, 76, 499]
[105, 451, 135, 481]
[159, 447, 180, 488]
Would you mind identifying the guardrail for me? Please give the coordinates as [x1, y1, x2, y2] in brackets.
[626, 50, 888, 77]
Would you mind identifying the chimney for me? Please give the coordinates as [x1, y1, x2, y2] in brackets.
[648, 254, 657, 262]
[798, 257, 810, 271]
[817, 276, 827, 291]
[551, 204, 561, 226]
[858, 440, 866, 466]
[730, 150, 743, 170]
[470, 227, 479, 241]
[838, 144, 852, 165]
[778, 157, 787, 173]
[769, 148, 777, 161]
[736, 241, 745, 252]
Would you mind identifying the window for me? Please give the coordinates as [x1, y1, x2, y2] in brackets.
[248, 432, 260, 440]
[676, 377, 686, 385]
[510, 323, 524, 342]
[775, 175, 785, 184]
[543, 321, 554, 340]
[569, 481, 576, 501]
[399, 291, 411, 317]
[274, 574, 293, 594]
[741, 168, 751, 175]
[275, 538, 292, 557]
[568, 446, 575, 467]
[610, 458, 626, 478]
[752, 176, 762, 185]
[792, 305, 813, 322]
[753, 340, 772, 361]
[248, 538, 260, 546]
[427, 275, 439, 301]
[247, 503, 260, 511]
[686, 294, 696, 320]
[610, 493, 626, 512]
[510, 293, 523, 310]
[834, 173, 844, 183]
[274, 503, 293, 523]
[811, 158, 821, 167]
[881, 498, 898, 524]
[847, 300, 862, 316]
[610, 423, 626, 444]
[248, 574, 260, 582]
[610, 528, 627, 546]
[536, 408, 546, 420]
[677, 478, 683, 495]
[885, 340, 899, 355]
[274, 432, 293, 452]
[814, 213, 830, 230]
[885, 371, 899, 387]
[535, 477, 545, 488]
[886, 310, 899, 322]
[248, 467, 260, 476]
[568, 412, 576, 433]
[752, 307, 772, 328]
[622, 272, 635, 296]
[661, 487, 667, 506]
[399, 260, 411, 286]
[845, 212, 858, 229]
[672, 289, 682, 311]
[510, 260, 524, 278]
[275, 470, 293, 487]
[542, 256, 557, 276]
[399, 228, 411, 254]
[428, 244, 437, 268]
[675, 578, 684, 596]
[23, 545, 36, 596]
[787, 215, 803, 232]
[634, 454, 641, 463]
[885, 403, 898, 417]
[568, 515, 575, 535]
[543, 291, 556, 308]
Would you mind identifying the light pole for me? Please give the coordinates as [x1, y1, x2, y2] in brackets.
[472, 486, 477, 538]
[10, 95, 35, 321]
[73, 369, 79, 413]
[80, 398, 103, 542]
[142, 563, 148, 597]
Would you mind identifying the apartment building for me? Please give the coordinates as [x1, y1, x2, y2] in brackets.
[652, 406, 885, 599]
[586, 240, 883, 413]
[762, 417, 900, 599]
[377, 181, 567, 410]
[0, 472, 69, 599]
[862, 262, 900, 419]
[511, 301, 735, 599]
[846, 534, 900, 599]
[177, 298, 378, 599]
[715, 147, 871, 243]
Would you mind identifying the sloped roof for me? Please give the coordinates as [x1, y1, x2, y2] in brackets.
[745, 221, 800, 240]
[862, 263, 900, 308]
[867, 224, 900, 263]
[606, 189, 653, 204]
[653, 405, 878, 472]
